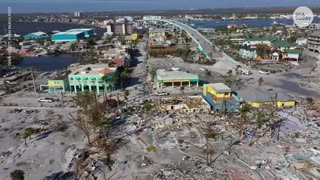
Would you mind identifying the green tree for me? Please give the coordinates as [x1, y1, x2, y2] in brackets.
[73, 92, 106, 144]
[235, 65, 242, 75]
[120, 70, 128, 91]
[124, 90, 130, 101]
[73, 91, 95, 111]
[142, 102, 153, 123]
[149, 68, 157, 82]
[70, 43, 76, 51]
[225, 79, 233, 87]
[10, 169, 24, 180]
[255, 111, 265, 128]
[227, 69, 233, 78]
[240, 103, 251, 122]
[23, 127, 36, 146]
[258, 77, 264, 87]
[256, 44, 268, 58]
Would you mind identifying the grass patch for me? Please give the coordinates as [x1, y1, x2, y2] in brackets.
[146, 146, 156, 152]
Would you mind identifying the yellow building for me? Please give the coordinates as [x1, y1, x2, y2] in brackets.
[131, 33, 138, 41]
[203, 83, 232, 102]
[237, 88, 296, 108]
[148, 28, 172, 38]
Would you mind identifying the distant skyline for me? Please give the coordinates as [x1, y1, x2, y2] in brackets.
[1, 0, 320, 13]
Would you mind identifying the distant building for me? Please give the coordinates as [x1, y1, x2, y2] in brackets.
[242, 37, 278, 46]
[24, 32, 49, 39]
[114, 23, 126, 35]
[106, 23, 115, 35]
[112, 23, 133, 35]
[51, 28, 94, 42]
[239, 45, 257, 60]
[307, 31, 320, 54]
[74, 12, 81, 17]
[126, 23, 134, 35]
[156, 69, 199, 89]
[52, 31, 85, 42]
[284, 49, 302, 62]
[203, 83, 239, 112]
[309, 23, 320, 31]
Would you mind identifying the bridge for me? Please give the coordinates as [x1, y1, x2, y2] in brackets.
[144, 17, 242, 66]
[144, 17, 216, 60]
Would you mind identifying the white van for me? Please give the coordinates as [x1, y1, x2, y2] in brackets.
[38, 98, 54, 103]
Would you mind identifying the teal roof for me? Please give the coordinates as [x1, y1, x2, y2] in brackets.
[245, 36, 278, 42]
[272, 40, 297, 48]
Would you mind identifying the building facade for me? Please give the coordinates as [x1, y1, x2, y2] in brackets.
[156, 69, 199, 89]
[307, 31, 320, 54]
[68, 64, 118, 94]
[203, 83, 239, 112]
[237, 88, 296, 108]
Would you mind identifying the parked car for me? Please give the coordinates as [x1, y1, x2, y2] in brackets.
[259, 70, 270, 75]
[155, 91, 170, 96]
[241, 69, 252, 75]
[38, 98, 54, 103]
[199, 67, 208, 72]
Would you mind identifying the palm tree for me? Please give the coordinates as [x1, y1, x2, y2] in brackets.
[124, 90, 130, 101]
[255, 111, 265, 128]
[102, 75, 109, 102]
[258, 77, 264, 87]
[142, 102, 153, 124]
[227, 69, 233, 79]
[205, 71, 212, 83]
[240, 103, 251, 122]
[23, 127, 36, 146]
[235, 65, 242, 76]
[111, 75, 119, 91]
[149, 68, 157, 82]
[120, 70, 128, 91]
[180, 86, 185, 97]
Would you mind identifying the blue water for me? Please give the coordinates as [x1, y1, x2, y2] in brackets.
[0, 22, 105, 36]
[17, 54, 79, 72]
[185, 17, 320, 28]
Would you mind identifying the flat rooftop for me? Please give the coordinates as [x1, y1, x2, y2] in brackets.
[69, 64, 116, 76]
[157, 69, 199, 81]
[205, 83, 231, 93]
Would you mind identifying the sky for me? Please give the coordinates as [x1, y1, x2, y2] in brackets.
[0, 0, 320, 13]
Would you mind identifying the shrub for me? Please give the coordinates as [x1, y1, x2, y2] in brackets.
[10, 169, 24, 180]
[146, 146, 156, 152]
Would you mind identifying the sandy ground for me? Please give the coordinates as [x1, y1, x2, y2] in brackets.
[0, 104, 85, 180]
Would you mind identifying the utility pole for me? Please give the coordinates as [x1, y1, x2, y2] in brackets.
[60, 89, 64, 108]
[31, 68, 37, 93]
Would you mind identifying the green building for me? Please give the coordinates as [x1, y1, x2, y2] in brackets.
[68, 64, 118, 94]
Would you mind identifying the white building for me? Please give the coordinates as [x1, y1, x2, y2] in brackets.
[296, 38, 308, 46]
[239, 45, 257, 60]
